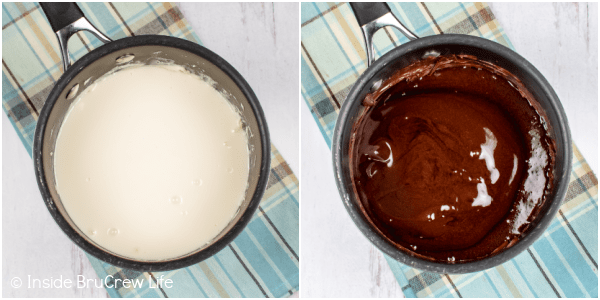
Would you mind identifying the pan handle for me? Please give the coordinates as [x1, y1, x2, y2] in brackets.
[349, 3, 418, 67]
[40, 2, 112, 72]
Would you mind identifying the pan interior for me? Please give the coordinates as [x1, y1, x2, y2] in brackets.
[41, 44, 263, 262]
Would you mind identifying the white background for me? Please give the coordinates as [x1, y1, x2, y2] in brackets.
[300, 2, 598, 297]
[2, 3, 298, 297]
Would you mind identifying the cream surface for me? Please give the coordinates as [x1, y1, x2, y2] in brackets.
[54, 64, 249, 260]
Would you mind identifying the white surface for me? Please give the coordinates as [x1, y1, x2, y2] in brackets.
[300, 3, 598, 297]
[2, 3, 298, 297]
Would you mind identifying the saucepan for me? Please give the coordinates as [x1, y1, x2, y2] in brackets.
[332, 3, 572, 274]
[33, 3, 270, 271]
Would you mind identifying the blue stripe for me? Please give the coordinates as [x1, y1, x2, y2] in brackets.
[81, 2, 123, 38]
[301, 52, 331, 97]
[458, 2, 484, 36]
[261, 197, 300, 255]
[7, 66, 60, 92]
[215, 248, 266, 297]
[569, 205, 598, 265]
[248, 217, 299, 277]
[303, 66, 355, 97]
[146, 3, 174, 36]
[184, 268, 209, 297]
[483, 272, 502, 297]
[551, 226, 598, 294]
[301, 2, 321, 24]
[397, 2, 431, 35]
[234, 231, 283, 295]
[213, 255, 245, 297]
[2, 5, 12, 27]
[510, 260, 539, 297]
[533, 238, 582, 297]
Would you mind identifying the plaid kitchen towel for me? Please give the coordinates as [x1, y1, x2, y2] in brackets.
[301, 2, 597, 298]
[3, 2, 299, 298]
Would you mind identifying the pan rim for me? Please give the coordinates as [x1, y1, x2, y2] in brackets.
[332, 34, 572, 274]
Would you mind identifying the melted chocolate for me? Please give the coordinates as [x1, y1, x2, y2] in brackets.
[350, 55, 555, 263]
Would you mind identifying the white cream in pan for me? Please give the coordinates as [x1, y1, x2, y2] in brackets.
[53, 64, 250, 260]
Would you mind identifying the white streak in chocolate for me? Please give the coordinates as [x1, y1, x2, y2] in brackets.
[479, 127, 500, 184]
[509, 154, 518, 185]
[473, 177, 493, 207]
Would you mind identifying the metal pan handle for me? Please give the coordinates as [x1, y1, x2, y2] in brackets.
[40, 2, 112, 72]
[349, 2, 419, 67]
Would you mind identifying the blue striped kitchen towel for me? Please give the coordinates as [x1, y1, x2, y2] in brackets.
[3, 2, 299, 297]
[301, 2, 597, 297]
